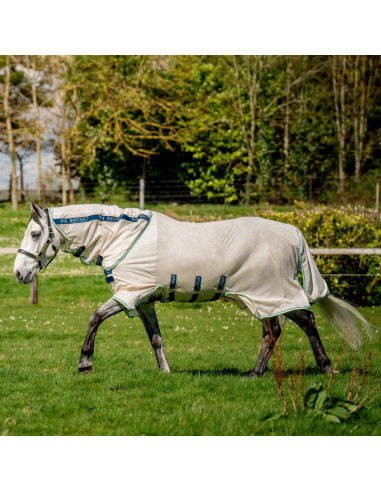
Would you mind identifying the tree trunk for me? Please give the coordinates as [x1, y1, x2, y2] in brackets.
[66, 137, 75, 204]
[354, 56, 360, 180]
[358, 56, 368, 180]
[31, 56, 42, 202]
[284, 56, 292, 174]
[18, 155, 25, 201]
[339, 56, 346, 192]
[4, 56, 18, 210]
[332, 56, 346, 194]
[61, 133, 67, 206]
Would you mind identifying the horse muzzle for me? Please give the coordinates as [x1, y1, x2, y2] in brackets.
[14, 269, 34, 284]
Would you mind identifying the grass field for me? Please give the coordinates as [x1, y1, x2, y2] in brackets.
[1, 202, 381, 435]
[1, 255, 381, 436]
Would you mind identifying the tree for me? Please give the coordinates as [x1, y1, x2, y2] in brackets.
[2, 56, 18, 209]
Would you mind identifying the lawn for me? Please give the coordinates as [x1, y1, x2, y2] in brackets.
[1, 202, 381, 435]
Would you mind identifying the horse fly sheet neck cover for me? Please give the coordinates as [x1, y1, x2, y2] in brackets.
[49, 204, 329, 319]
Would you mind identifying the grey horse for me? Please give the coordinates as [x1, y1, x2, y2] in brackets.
[14, 200, 373, 377]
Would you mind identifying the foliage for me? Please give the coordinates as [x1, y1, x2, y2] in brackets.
[304, 385, 353, 423]
[60, 55, 381, 204]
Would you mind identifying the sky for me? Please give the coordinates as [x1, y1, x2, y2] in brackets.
[0, 150, 57, 190]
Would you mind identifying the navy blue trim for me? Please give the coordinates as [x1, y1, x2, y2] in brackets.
[74, 246, 86, 258]
[53, 213, 150, 225]
[104, 269, 112, 276]
[106, 276, 115, 284]
[170, 274, 177, 290]
[217, 276, 226, 291]
[96, 255, 103, 266]
[194, 276, 202, 292]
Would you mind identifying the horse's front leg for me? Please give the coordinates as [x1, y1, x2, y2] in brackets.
[137, 301, 171, 373]
[78, 298, 122, 373]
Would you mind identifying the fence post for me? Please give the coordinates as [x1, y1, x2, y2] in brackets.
[31, 275, 38, 305]
[139, 179, 145, 210]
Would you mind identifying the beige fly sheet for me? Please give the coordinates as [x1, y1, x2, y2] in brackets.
[49, 205, 329, 319]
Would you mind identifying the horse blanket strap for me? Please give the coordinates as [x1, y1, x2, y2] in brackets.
[96, 255, 103, 266]
[211, 276, 227, 302]
[104, 269, 114, 284]
[18, 209, 58, 272]
[168, 274, 177, 302]
[211, 292, 222, 302]
[189, 276, 201, 304]
[74, 246, 86, 258]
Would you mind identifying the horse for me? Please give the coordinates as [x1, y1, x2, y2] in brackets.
[14, 199, 374, 377]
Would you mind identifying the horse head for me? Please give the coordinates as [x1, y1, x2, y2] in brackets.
[13, 200, 60, 283]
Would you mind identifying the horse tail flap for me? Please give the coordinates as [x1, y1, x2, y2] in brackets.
[299, 232, 329, 302]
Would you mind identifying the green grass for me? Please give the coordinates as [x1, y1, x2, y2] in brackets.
[1, 265, 381, 436]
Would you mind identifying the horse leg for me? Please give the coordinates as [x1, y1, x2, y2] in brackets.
[78, 298, 122, 373]
[286, 309, 339, 375]
[137, 301, 171, 373]
[248, 316, 281, 378]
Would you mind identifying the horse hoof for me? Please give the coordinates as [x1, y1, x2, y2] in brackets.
[78, 362, 93, 374]
[324, 366, 339, 375]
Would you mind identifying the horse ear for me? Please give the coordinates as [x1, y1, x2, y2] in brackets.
[28, 199, 43, 217]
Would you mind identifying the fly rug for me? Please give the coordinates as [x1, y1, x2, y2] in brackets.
[14, 200, 374, 377]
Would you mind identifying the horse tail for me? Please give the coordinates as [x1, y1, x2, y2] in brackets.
[316, 295, 375, 350]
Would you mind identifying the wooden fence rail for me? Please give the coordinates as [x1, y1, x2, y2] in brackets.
[310, 249, 381, 255]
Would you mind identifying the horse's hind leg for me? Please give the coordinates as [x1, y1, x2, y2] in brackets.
[137, 301, 171, 373]
[248, 316, 281, 378]
[286, 309, 339, 375]
[78, 298, 122, 373]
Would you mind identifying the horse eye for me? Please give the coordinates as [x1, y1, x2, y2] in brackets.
[32, 232, 41, 240]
